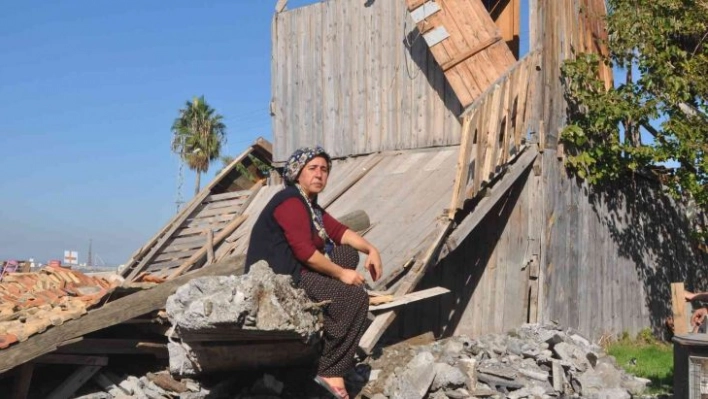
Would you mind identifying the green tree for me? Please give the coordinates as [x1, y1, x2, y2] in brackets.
[171, 96, 227, 196]
[561, 0, 708, 227]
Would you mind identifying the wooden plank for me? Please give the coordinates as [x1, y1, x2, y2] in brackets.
[359, 220, 454, 354]
[206, 229, 215, 265]
[321, 155, 385, 209]
[671, 282, 689, 335]
[10, 363, 33, 399]
[443, 148, 537, 256]
[46, 365, 102, 399]
[275, 0, 288, 13]
[0, 256, 246, 374]
[449, 115, 474, 218]
[176, 220, 228, 237]
[154, 249, 196, 264]
[202, 197, 247, 211]
[177, 328, 302, 342]
[205, 190, 251, 203]
[185, 213, 235, 228]
[35, 354, 109, 366]
[56, 339, 167, 357]
[189, 205, 242, 220]
[168, 215, 249, 278]
[369, 287, 450, 311]
[440, 35, 503, 71]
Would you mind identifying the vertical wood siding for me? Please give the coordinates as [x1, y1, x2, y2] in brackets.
[533, 0, 708, 340]
[272, 0, 462, 161]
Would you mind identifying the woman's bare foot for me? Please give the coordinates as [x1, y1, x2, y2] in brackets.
[317, 376, 348, 398]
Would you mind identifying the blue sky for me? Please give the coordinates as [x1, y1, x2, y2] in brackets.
[0, 1, 320, 266]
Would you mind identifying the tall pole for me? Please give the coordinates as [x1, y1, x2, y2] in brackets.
[87, 239, 93, 267]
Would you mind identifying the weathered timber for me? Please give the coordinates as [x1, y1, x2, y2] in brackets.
[46, 365, 102, 399]
[10, 363, 34, 399]
[442, 147, 537, 258]
[671, 282, 689, 335]
[368, 286, 450, 312]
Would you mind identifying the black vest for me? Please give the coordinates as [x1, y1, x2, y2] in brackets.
[245, 185, 315, 284]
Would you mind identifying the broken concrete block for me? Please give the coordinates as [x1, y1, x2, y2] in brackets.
[593, 387, 631, 399]
[621, 376, 650, 396]
[431, 363, 467, 391]
[166, 261, 321, 340]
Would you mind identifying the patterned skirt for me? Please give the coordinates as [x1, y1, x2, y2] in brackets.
[298, 245, 369, 377]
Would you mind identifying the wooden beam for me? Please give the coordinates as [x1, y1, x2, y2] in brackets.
[671, 282, 689, 335]
[205, 228, 215, 266]
[46, 365, 102, 399]
[35, 354, 108, 366]
[55, 338, 167, 357]
[10, 363, 34, 399]
[449, 115, 475, 219]
[369, 287, 450, 312]
[0, 256, 246, 374]
[275, 0, 288, 13]
[440, 36, 503, 72]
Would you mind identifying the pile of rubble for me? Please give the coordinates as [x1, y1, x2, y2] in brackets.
[71, 323, 659, 399]
[354, 323, 653, 399]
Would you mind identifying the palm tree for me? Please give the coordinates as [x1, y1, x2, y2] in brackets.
[171, 96, 227, 196]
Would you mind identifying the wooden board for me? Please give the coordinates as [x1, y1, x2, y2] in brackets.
[672, 282, 689, 335]
[369, 286, 450, 311]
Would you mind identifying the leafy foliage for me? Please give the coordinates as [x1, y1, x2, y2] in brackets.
[561, 0, 708, 221]
[171, 96, 227, 195]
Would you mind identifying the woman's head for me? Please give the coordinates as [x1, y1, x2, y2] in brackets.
[283, 146, 332, 195]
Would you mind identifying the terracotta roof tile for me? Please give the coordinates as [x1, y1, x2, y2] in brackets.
[0, 267, 118, 349]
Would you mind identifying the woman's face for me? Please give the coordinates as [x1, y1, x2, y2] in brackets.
[298, 156, 329, 196]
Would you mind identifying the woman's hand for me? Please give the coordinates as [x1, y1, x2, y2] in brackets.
[365, 249, 383, 282]
[693, 307, 708, 329]
[686, 291, 697, 302]
[338, 268, 366, 286]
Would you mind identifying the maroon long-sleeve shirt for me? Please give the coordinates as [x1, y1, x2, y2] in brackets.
[273, 197, 347, 262]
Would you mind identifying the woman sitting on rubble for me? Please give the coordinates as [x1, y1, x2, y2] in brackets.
[246, 145, 383, 399]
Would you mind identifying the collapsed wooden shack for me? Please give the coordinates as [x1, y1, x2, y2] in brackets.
[2, 0, 708, 397]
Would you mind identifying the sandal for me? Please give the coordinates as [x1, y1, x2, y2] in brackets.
[313, 375, 349, 399]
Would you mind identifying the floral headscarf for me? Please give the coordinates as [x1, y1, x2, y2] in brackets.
[283, 146, 332, 186]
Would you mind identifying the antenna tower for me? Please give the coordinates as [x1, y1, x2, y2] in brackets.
[176, 156, 185, 213]
[87, 239, 93, 267]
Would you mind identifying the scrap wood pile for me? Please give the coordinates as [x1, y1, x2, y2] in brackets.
[0, 267, 118, 349]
